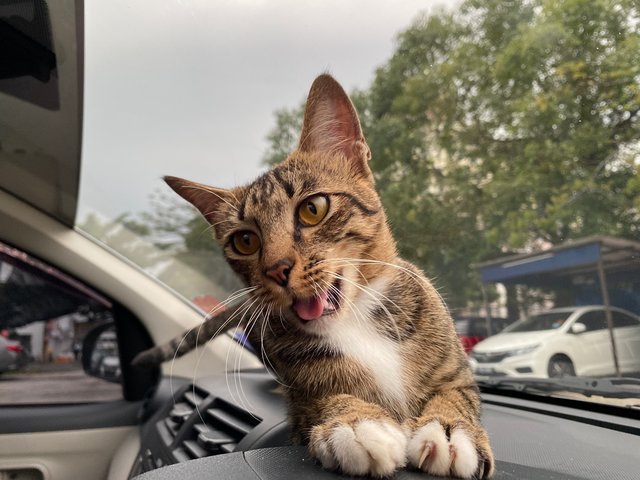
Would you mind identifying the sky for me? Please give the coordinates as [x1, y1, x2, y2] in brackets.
[79, 0, 456, 220]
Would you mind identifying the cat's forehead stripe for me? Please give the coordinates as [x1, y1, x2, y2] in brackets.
[272, 166, 295, 198]
[333, 192, 380, 216]
[238, 166, 300, 220]
[239, 171, 276, 220]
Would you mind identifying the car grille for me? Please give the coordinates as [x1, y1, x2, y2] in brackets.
[473, 352, 509, 363]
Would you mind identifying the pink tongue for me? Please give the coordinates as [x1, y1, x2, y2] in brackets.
[293, 291, 328, 321]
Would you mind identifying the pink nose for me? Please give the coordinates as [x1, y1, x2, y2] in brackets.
[265, 260, 293, 287]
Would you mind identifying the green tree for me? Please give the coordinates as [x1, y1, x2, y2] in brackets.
[263, 104, 304, 166]
[262, 0, 640, 309]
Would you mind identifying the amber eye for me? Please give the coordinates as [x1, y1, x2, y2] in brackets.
[231, 231, 261, 255]
[298, 194, 329, 226]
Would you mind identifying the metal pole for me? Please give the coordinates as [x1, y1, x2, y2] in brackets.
[480, 282, 492, 336]
[597, 256, 620, 377]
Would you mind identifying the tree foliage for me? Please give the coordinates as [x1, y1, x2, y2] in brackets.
[262, 0, 640, 308]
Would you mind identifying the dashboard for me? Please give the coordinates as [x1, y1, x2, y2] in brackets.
[129, 369, 640, 480]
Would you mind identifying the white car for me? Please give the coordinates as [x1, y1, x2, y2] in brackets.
[470, 306, 640, 378]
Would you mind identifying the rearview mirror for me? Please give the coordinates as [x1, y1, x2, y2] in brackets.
[571, 322, 587, 334]
[81, 323, 121, 383]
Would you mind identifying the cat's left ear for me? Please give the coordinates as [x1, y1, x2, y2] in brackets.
[163, 176, 234, 239]
[298, 74, 373, 180]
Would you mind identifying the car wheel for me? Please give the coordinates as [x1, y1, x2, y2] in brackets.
[548, 355, 575, 378]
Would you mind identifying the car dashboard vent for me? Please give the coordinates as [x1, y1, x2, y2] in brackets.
[156, 385, 262, 463]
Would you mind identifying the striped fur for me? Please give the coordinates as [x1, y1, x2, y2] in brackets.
[132, 74, 494, 478]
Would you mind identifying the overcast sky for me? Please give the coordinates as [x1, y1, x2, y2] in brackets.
[79, 0, 456, 220]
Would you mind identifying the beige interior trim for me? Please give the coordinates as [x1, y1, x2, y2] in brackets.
[0, 426, 136, 480]
[107, 428, 140, 480]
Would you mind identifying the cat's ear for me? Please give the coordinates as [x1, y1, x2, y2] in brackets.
[163, 176, 234, 228]
[298, 74, 372, 179]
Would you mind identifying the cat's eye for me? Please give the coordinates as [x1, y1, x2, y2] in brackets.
[298, 194, 329, 226]
[231, 231, 261, 255]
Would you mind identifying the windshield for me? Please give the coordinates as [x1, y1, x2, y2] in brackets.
[74, 0, 640, 407]
[503, 312, 572, 333]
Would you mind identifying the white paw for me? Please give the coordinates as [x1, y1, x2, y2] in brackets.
[407, 421, 479, 479]
[312, 419, 407, 477]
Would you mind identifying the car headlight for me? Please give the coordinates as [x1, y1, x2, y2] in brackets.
[502, 344, 540, 358]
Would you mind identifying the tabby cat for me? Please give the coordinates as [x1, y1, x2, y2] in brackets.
[133, 74, 495, 478]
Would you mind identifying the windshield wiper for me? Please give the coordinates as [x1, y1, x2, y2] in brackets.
[477, 376, 640, 399]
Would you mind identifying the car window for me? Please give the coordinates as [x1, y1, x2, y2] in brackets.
[505, 312, 572, 333]
[0, 241, 121, 405]
[578, 311, 608, 332]
[470, 321, 488, 337]
[612, 311, 640, 328]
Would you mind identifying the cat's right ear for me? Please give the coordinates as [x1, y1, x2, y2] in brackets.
[298, 74, 373, 181]
[163, 176, 234, 229]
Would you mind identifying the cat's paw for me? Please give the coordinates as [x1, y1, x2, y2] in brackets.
[407, 419, 494, 479]
[131, 346, 163, 367]
[309, 419, 408, 477]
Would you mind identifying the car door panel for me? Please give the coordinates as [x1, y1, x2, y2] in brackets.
[0, 426, 137, 480]
[613, 326, 640, 373]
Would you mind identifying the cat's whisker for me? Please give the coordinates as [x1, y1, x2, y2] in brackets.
[169, 286, 257, 404]
[192, 286, 258, 361]
[222, 295, 263, 410]
[189, 295, 256, 425]
[191, 295, 257, 424]
[321, 282, 373, 343]
[201, 217, 236, 235]
[181, 184, 240, 213]
[224, 308, 264, 416]
[254, 306, 291, 390]
[323, 257, 434, 296]
[318, 278, 370, 331]
[325, 271, 404, 342]
[278, 305, 287, 331]
[233, 302, 266, 416]
[241, 302, 272, 412]
[327, 264, 415, 335]
[264, 304, 279, 337]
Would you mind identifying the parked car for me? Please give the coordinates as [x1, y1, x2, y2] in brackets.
[90, 330, 121, 382]
[454, 316, 514, 354]
[0, 336, 29, 374]
[470, 305, 640, 378]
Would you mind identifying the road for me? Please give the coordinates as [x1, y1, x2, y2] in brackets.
[0, 368, 122, 404]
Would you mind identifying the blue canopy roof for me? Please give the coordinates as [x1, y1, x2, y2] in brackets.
[477, 236, 640, 285]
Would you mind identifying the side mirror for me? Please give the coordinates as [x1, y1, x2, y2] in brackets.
[81, 323, 121, 383]
[571, 322, 587, 334]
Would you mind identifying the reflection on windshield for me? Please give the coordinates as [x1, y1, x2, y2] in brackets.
[504, 313, 572, 333]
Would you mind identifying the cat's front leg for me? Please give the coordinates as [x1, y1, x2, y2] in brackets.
[306, 394, 408, 478]
[405, 389, 495, 479]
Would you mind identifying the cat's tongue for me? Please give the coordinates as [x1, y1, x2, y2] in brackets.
[293, 291, 329, 321]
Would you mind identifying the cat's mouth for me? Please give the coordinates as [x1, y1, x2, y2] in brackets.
[292, 278, 342, 322]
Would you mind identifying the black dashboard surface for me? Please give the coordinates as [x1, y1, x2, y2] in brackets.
[132, 370, 640, 480]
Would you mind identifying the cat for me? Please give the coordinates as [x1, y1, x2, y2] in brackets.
[133, 74, 495, 479]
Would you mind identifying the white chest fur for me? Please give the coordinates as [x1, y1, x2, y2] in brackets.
[323, 277, 407, 409]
